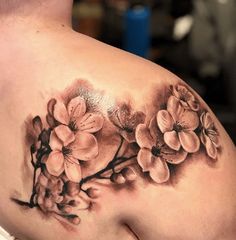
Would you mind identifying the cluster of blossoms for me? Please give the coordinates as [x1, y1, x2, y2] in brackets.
[135, 84, 219, 183]
[35, 171, 82, 225]
[28, 95, 142, 224]
[26, 96, 106, 224]
[45, 96, 104, 182]
[15, 83, 220, 226]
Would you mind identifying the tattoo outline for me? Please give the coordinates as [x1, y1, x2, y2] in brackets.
[13, 82, 220, 225]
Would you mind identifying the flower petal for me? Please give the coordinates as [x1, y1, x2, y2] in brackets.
[120, 130, 136, 143]
[32, 116, 43, 134]
[208, 130, 220, 147]
[137, 148, 153, 172]
[164, 148, 188, 164]
[177, 85, 195, 101]
[67, 96, 86, 120]
[164, 131, 181, 151]
[200, 130, 207, 145]
[68, 131, 98, 161]
[65, 155, 79, 165]
[180, 110, 199, 130]
[46, 151, 64, 177]
[171, 84, 181, 99]
[201, 112, 214, 129]
[167, 96, 184, 122]
[188, 100, 199, 111]
[149, 117, 165, 146]
[47, 98, 57, 116]
[38, 173, 49, 187]
[149, 157, 170, 183]
[54, 125, 75, 146]
[135, 124, 155, 149]
[180, 100, 189, 109]
[53, 100, 69, 125]
[179, 131, 200, 153]
[46, 114, 56, 128]
[64, 160, 82, 182]
[78, 113, 104, 133]
[157, 110, 174, 133]
[204, 136, 217, 159]
[49, 130, 63, 151]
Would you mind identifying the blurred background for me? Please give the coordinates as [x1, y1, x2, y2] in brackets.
[72, 0, 236, 142]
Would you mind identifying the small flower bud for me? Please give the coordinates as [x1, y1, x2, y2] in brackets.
[32, 116, 43, 133]
[68, 200, 78, 207]
[65, 181, 80, 197]
[86, 188, 100, 199]
[121, 167, 136, 182]
[38, 174, 48, 187]
[111, 173, 126, 184]
[68, 216, 81, 225]
[63, 205, 73, 213]
[44, 198, 54, 209]
[37, 195, 44, 205]
[47, 98, 57, 115]
[41, 154, 48, 164]
[55, 196, 64, 204]
[39, 130, 50, 144]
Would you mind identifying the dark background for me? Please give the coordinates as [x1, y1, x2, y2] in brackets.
[72, 0, 236, 143]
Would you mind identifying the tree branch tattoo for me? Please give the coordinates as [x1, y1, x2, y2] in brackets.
[13, 81, 220, 226]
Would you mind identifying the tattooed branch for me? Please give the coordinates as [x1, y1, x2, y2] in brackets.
[13, 82, 220, 226]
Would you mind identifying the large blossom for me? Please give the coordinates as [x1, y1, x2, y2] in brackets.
[47, 96, 104, 146]
[200, 112, 219, 159]
[46, 129, 99, 182]
[109, 104, 145, 142]
[135, 119, 187, 183]
[171, 85, 199, 111]
[157, 96, 200, 153]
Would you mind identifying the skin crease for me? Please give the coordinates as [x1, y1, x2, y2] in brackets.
[0, 1, 236, 240]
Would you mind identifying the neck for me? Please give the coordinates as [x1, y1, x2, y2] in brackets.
[0, 0, 73, 29]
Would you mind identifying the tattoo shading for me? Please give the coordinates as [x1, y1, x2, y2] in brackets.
[13, 82, 220, 225]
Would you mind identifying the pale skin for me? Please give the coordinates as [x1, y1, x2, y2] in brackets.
[0, 1, 236, 240]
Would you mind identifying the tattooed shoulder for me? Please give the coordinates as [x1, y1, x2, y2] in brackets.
[13, 80, 221, 226]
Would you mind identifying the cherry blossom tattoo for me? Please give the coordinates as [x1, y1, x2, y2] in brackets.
[13, 81, 220, 226]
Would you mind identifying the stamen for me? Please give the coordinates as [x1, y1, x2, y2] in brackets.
[68, 120, 77, 131]
[62, 147, 71, 156]
[173, 122, 183, 132]
[151, 146, 161, 157]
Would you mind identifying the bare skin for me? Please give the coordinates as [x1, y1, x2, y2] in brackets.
[0, 1, 236, 240]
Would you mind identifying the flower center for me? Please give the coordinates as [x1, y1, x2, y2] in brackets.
[68, 120, 78, 132]
[151, 146, 161, 157]
[173, 123, 183, 132]
[179, 89, 190, 101]
[62, 147, 71, 156]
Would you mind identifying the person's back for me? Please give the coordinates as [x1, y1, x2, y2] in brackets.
[0, 1, 236, 240]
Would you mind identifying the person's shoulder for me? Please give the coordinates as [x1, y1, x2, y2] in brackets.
[0, 30, 236, 240]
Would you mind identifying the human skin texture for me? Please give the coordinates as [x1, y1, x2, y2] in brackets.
[13, 81, 221, 220]
[0, 21, 236, 240]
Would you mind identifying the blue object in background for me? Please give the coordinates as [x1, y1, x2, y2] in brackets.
[124, 6, 150, 58]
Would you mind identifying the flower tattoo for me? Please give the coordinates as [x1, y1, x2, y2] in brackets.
[13, 82, 220, 226]
[200, 112, 219, 159]
[171, 84, 199, 111]
[157, 96, 200, 153]
[135, 118, 187, 183]
[108, 103, 145, 143]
